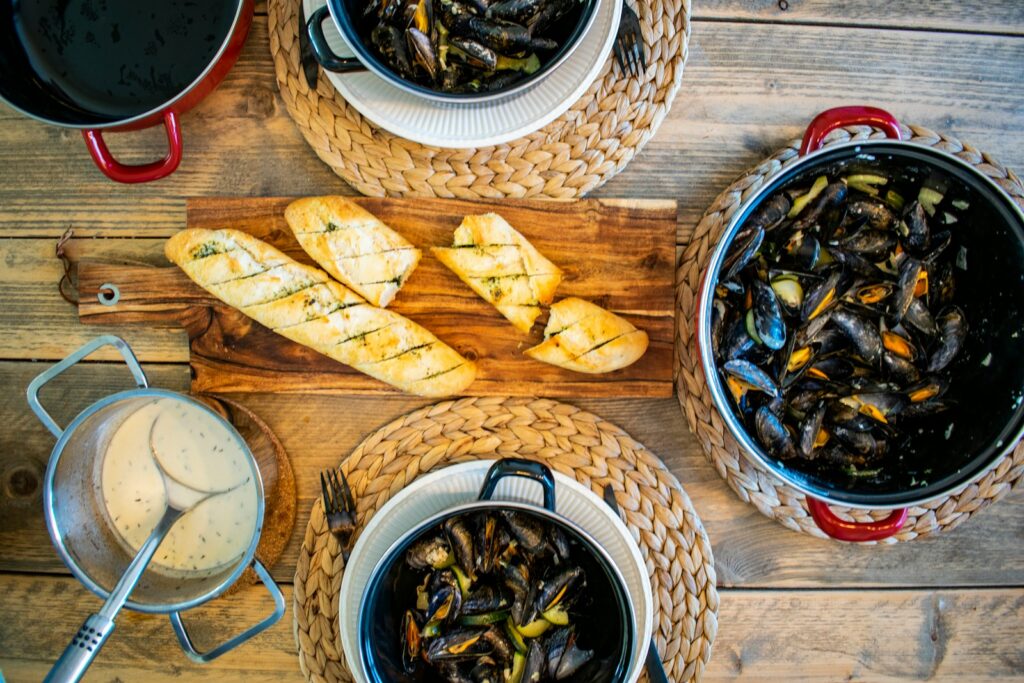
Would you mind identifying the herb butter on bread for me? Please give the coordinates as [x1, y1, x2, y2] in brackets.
[165, 228, 474, 397]
[525, 297, 648, 373]
[285, 196, 421, 308]
[431, 213, 562, 333]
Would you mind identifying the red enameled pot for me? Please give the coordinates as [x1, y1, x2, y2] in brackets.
[696, 106, 1024, 542]
[0, 0, 254, 183]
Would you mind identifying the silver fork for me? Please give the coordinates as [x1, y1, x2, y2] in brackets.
[603, 484, 670, 683]
[320, 468, 357, 561]
[613, 1, 646, 77]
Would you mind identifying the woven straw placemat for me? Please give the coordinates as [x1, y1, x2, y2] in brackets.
[267, 0, 690, 197]
[675, 123, 1024, 543]
[293, 397, 718, 682]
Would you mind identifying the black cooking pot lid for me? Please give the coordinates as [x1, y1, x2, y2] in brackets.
[0, 0, 239, 125]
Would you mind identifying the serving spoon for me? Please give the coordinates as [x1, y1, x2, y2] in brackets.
[45, 415, 247, 683]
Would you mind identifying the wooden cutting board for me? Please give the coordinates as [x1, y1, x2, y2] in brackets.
[78, 197, 677, 398]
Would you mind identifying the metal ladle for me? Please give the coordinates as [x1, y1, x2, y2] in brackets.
[45, 415, 247, 683]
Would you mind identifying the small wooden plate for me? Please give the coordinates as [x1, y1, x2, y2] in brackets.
[196, 395, 296, 592]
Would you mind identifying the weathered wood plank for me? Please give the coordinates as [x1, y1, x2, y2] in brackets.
[1, 21, 1022, 242]
[2, 361, 1022, 588]
[75, 197, 675, 397]
[694, 1, 1024, 35]
[1, 575, 1021, 681]
[0, 238, 187, 362]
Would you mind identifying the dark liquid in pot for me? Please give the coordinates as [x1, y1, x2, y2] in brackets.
[11, 0, 235, 118]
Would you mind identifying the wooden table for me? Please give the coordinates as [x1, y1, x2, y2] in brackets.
[2, 2, 1023, 681]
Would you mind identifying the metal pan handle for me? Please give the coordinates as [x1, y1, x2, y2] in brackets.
[307, 6, 367, 73]
[169, 560, 286, 663]
[799, 105, 903, 156]
[82, 111, 183, 183]
[477, 458, 556, 511]
[26, 335, 148, 439]
[807, 498, 908, 542]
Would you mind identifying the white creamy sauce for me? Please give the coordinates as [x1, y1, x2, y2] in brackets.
[99, 398, 259, 576]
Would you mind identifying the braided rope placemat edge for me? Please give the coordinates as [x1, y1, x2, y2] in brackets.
[674, 123, 1024, 543]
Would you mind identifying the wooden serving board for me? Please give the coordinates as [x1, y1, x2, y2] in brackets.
[78, 197, 677, 397]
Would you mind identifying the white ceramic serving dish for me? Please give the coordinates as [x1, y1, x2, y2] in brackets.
[302, 0, 621, 148]
[338, 459, 653, 682]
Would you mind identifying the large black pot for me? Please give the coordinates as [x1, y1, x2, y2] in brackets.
[696, 106, 1024, 542]
[0, 0, 253, 182]
[306, 0, 598, 103]
[358, 459, 635, 682]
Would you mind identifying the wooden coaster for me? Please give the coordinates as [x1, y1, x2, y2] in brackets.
[292, 397, 718, 682]
[267, 0, 690, 197]
[675, 123, 1024, 543]
[197, 395, 297, 590]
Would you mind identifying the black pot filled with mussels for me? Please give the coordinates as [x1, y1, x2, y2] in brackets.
[696, 106, 1024, 542]
[306, 0, 597, 101]
[358, 459, 635, 682]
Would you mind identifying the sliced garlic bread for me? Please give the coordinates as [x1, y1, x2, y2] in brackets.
[432, 213, 562, 333]
[166, 228, 474, 397]
[525, 297, 648, 374]
[284, 196, 421, 308]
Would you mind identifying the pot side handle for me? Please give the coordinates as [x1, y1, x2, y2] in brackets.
[807, 498, 908, 543]
[799, 106, 903, 156]
[169, 560, 286, 663]
[82, 111, 183, 183]
[478, 458, 557, 512]
[26, 335, 148, 439]
[307, 6, 368, 73]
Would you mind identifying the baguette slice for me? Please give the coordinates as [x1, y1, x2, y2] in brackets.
[285, 196, 421, 308]
[432, 213, 562, 333]
[165, 228, 474, 397]
[525, 297, 648, 374]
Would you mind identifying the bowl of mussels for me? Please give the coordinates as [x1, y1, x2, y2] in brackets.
[306, 0, 598, 101]
[357, 459, 635, 682]
[696, 105, 1024, 542]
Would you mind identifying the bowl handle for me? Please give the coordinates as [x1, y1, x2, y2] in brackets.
[26, 335, 148, 439]
[307, 6, 367, 73]
[799, 106, 903, 156]
[169, 560, 286, 663]
[82, 111, 183, 183]
[478, 458, 557, 512]
[807, 498, 908, 542]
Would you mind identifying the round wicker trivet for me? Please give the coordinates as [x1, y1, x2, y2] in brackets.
[293, 397, 718, 682]
[675, 123, 1024, 543]
[268, 0, 690, 198]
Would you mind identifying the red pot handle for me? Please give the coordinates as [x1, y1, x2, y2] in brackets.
[807, 498, 908, 542]
[82, 111, 183, 183]
[799, 106, 902, 156]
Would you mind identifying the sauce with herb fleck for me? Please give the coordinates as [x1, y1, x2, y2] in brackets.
[99, 398, 258, 577]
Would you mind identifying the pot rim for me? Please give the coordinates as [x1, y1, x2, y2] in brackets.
[696, 137, 1024, 510]
[0, 0, 249, 130]
[42, 387, 266, 614]
[357, 498, 637, 682]
[323, 0, 600, 104]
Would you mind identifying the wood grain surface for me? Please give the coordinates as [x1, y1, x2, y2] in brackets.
[76, 197, 676, 397]
[1, 574, 1020, 682]
[1, 19, 1022, 242]
[2, 2, 1024, 681]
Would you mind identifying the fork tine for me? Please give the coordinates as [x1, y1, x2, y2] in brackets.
[625, 35, 638, 76]
[613, 39, 627, 74]
[329, 469, 344, 512]
[338, 469, 356, 512]
[631, 38, 643, 76]
[320, 471, 334, 513]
